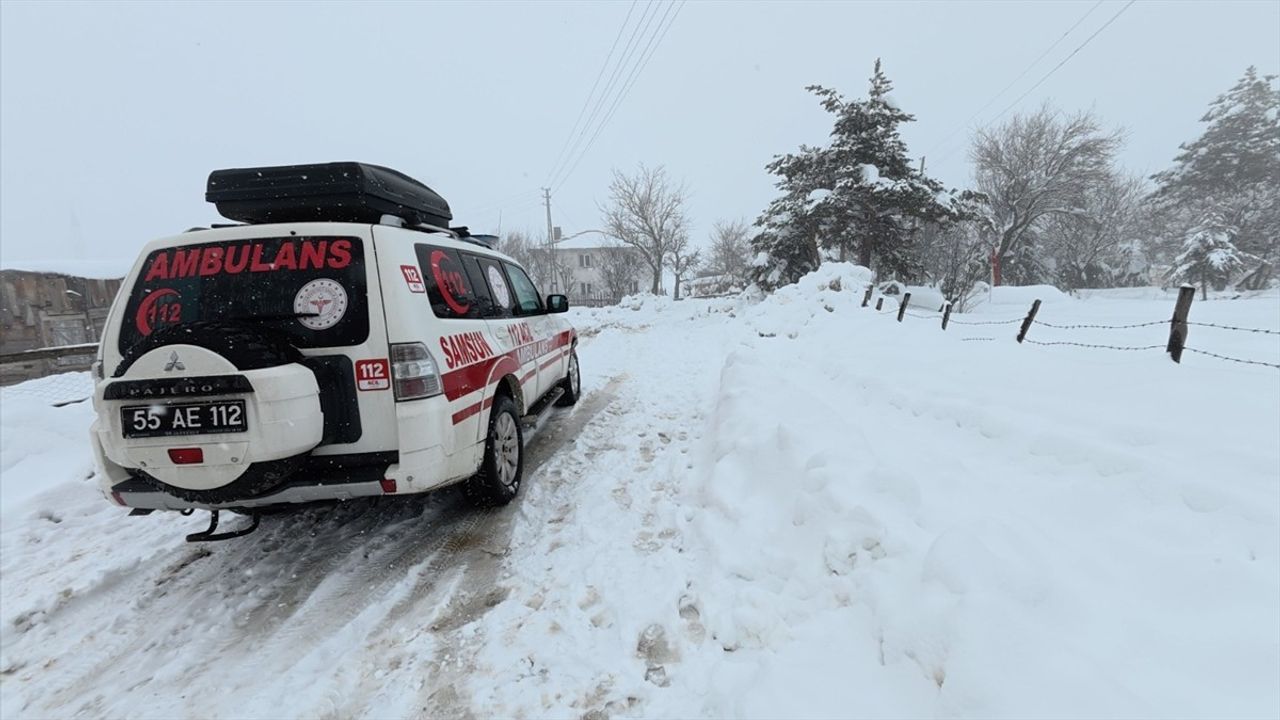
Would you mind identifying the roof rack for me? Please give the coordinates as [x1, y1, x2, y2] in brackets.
[206, 162, 452, 228]
[450, 226, 499, 250]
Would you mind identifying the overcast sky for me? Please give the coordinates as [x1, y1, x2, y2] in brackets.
[2, 0, 1277, 276]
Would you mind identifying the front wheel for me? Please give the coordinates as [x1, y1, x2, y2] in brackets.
[464, 394, 524, 506]
[555, 350, 580, 407]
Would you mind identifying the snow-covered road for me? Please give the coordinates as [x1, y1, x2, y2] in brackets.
[2, 268, 1278, 719]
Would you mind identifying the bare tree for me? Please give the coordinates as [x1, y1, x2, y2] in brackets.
[708, 219, 751, 280]
[1042, 174, 1146, 291]
[666, 232, 701, 300]
[596, 242, 646, 301]
[970, 103, 1124, 284]
[602, 164, 690, 294]
[498, 230, 552, 289]
[917, 192, 997, 310]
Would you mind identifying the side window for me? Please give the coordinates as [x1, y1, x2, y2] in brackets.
[470, 255, 513, 319]
[414, 244, 480, 319]
[503, 262, 543, 315]
[461, 254, 500, 318]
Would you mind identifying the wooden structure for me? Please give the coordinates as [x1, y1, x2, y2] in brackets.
[0, 269, 122, 385]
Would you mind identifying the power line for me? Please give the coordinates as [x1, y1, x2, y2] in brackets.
[925, 0, 1103, 158]
[985, 0, 1137, 126]
[548, 1, 663, 189]
[545, 1, 639, 186]
[934, 0, 1137, 167]
[553, 0, 685, 193]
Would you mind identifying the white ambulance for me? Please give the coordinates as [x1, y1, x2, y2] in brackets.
[89, 163, 580, 540]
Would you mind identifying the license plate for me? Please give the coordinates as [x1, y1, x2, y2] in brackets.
[121, 401, 247, 439]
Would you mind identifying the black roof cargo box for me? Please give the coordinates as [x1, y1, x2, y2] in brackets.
[206, 162, 452, 227]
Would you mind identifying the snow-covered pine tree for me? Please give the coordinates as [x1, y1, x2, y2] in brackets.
[1151, 67, 1280, 287]
[750, 147, 826, 290]
[751, 59, 954, 289]
[1167, 211, 1256, 299]
[817, 60, 952, 277]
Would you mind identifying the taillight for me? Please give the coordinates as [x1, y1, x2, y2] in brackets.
[168, 448, 204, 464]
[390, 342, 443, 401]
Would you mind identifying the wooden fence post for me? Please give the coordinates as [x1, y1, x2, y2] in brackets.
[1166, 285, 1196, 363]
[875, 298, 884, 311]
[1016, 299, 1041, 343]
[862, 286, 873, 307]
[897, 292, 912, 322]
[942, 303, 952, 331]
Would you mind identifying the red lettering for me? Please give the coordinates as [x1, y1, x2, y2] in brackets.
[439, 338, 455, 369]
[199, 247, 224, 276]
[171, 249, 199, 279]
[300, 240, 327, 270]
[476, 332, 494, 357]
[464, 334, 479, 363]
[328, 239, 352, 269]
[250, 244, 271, 272]
[273, 242, 298, 270]
[145, 253, 170, 282]
[224, 244, 250, 274]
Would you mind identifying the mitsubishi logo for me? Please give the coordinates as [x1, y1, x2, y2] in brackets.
[164, 351, 185, 372]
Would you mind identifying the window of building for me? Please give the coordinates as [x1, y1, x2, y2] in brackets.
[579, 253, 592, 268]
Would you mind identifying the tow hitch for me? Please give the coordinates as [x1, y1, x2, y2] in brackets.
[185, 509, 260, 542]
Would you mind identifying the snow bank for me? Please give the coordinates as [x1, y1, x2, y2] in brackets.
[672, 271, 1279, 718]
[966, 283, 1074, 312]
[0, 374, 98, 522]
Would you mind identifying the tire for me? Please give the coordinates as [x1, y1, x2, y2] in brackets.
[464, 394, 524, 507]
[554, 349, 580, 407]
[116, 320, 313, 503]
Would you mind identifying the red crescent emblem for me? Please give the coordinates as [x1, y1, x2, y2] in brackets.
[135, 288, 179, 336]
[430, 250, 471, 316]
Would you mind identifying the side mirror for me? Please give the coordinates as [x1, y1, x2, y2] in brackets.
[546, 294, 569, 313]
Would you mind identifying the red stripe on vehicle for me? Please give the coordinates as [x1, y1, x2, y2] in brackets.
[451, 401, 484, 425]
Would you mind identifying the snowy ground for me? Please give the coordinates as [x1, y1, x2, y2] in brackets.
[2, 268, 1278, 719]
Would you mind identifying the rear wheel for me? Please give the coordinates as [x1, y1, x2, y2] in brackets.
[554, 350, 580, 407]
[464, 394, 524, 506]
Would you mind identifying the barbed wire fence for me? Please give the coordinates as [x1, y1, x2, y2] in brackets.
[867, 286, 1280, 370]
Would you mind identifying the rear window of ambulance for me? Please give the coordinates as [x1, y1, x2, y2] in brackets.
[117, 236, 369, 353]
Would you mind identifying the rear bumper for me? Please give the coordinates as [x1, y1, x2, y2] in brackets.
[108, 452, 397, 511]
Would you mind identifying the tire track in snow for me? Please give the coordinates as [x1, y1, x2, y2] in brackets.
[7, 381, 625, 719]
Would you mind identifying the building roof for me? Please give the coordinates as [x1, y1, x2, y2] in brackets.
[553, 234, 617, 250]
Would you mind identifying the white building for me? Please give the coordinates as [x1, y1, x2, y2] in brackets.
[550, 235, 643, 306]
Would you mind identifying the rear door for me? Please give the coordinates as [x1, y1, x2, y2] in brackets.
[468, 255, 544, 403]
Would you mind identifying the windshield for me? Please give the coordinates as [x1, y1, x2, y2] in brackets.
[117, 236, 369, 353]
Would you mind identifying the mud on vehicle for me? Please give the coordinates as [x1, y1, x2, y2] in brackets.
[90, 162, 581, 540]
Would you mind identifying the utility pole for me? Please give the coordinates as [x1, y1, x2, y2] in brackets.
[542, 187, 557, 292]
[919, 156, 926, 174]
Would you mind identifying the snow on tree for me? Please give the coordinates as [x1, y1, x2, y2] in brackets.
[1150, 67, 1280, 288]
[751, 60, 955, 289]
[750, 147, 825, 291]
[1167, 212, 1256, 299]
[970, 103, 1124, 286]
[1042, 174, 1148, 291]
